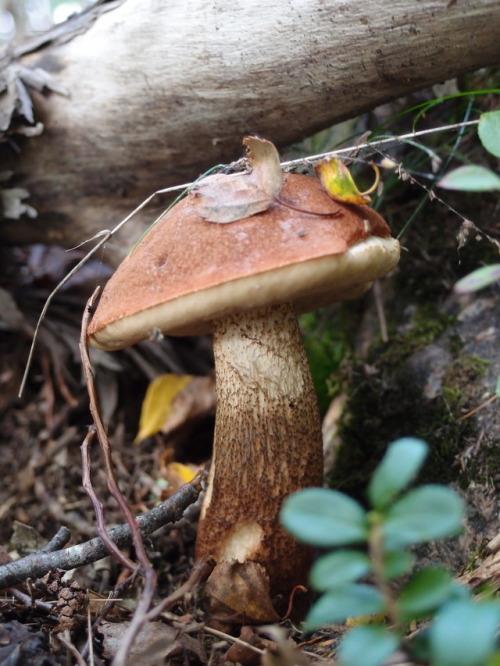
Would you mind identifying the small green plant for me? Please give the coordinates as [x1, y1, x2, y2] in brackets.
[438, 110, 500, 192]
[280, 438, 500, 666]
[438, 108, 500, 296]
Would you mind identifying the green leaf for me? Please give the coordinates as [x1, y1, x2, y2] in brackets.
[398, 567, 454, 621]
[310, 550, 371, 591]
[485, 652, 500, 666]
[338, 626, 399, 666]
[429, 600, 500, 666]
[280, 488, 368, 547]
[454, 264, 500, 294]
[383, 485, 464, 549]
[382, 550, 414, 580]
[437, 165, 500, 191]
[368, 438, 428, 509]
[479, 110, 500, 157]
[305, 584, 385, 630]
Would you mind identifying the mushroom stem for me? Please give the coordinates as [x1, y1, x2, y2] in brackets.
[196, 302, 324, 598]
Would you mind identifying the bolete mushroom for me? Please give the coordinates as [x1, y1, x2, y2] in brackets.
[88, 150, 400, 621]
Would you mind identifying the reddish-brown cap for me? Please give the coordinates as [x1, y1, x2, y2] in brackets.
[88, 173, 400, 348]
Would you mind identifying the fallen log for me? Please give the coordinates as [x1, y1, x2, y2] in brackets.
[1, 0, 500, 264]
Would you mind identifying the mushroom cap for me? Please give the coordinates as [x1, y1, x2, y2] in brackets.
[89, 173, 400, 349]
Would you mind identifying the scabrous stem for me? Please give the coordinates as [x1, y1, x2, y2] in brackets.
[196, 302, 324, 599]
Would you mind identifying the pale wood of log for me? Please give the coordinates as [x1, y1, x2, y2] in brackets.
[2, 0, 500, 263]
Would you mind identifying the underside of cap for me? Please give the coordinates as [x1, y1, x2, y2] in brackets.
[89, 173, 400, 349]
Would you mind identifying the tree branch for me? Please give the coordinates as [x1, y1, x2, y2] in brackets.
[0, 479, 201, 590]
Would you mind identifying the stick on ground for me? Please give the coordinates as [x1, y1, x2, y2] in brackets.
[0, 478, 201, 590]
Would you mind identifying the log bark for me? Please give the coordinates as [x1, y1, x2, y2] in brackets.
[2, 0, 500, 265]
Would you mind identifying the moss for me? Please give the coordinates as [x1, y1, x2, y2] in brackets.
[303, 302, 454, 417]
[328, 380, 471, 500]
[328, 336, 497, 498]
[441, 355, 490, 415]
[380, 305, 455, 367]
[442, 386, 462, 408]
[325, 304, 479, 500]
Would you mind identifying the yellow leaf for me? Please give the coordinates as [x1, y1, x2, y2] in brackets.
[346, 612, 387, 626]
[165, 462, 198, 485]
[135, 374, 193, 443]
[315, 158, 380, 204]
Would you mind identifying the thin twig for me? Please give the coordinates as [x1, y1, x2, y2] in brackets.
[10, 587, 54, 614]
[39, 526, 72, 553]
[0, 479, 201, 590]
[80, 428, 136, 570]
[367, 141, 500, 249]
[56, 631, 87, 666]
[279, 119, 479, 171]
[80, 289, 159, 665]
[87, 601, 95, 666]
[203, 626, 266, 656]
[370, 101, 489, 243]
[81, 572, 138, 662]
[459, 394, 497, 421]
[280, 584, 308, 621]
[80, 291, 152, 573]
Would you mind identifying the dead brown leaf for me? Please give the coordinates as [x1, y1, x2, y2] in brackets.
[99, 620, 205, 665]
[192, 136, 283, 223]
[204, 561, 280, 626]
[0, 620, 49, 665]
[9, 521, 46, 556]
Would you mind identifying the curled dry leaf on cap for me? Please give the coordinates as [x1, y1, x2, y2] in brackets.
[191, 136, 283, 223]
